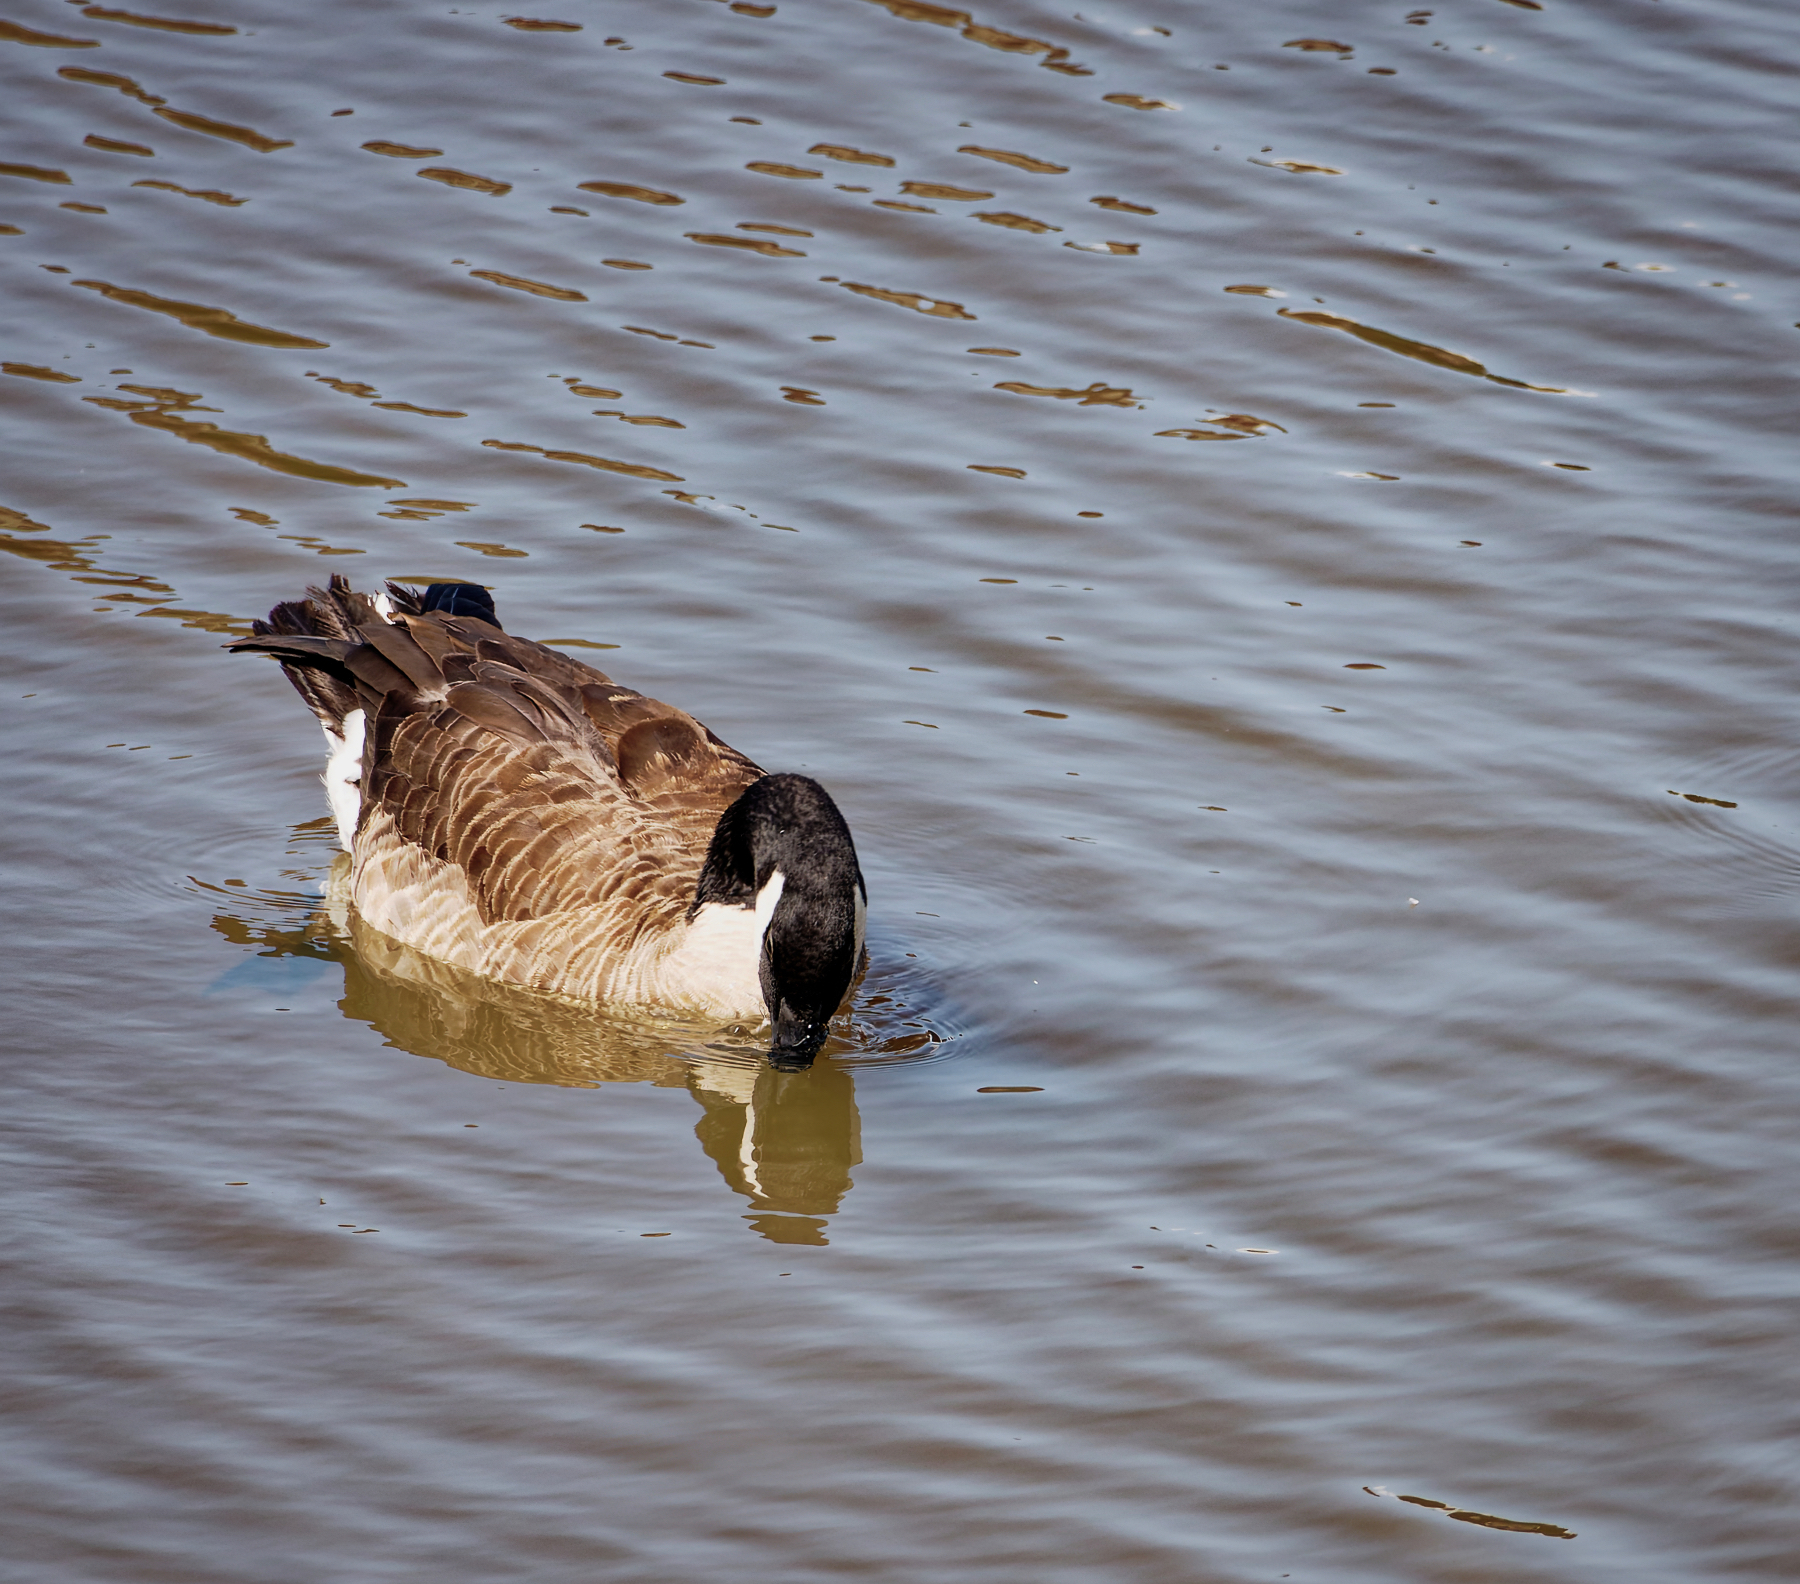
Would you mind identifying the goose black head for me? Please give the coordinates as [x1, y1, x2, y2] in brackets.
[692, 774, 866, 1070]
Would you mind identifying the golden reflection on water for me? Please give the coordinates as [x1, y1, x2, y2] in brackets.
[1368, 1488, 1576, 1540]
[128, 179, 246, 206]
[72, 380, 407, 488]
[0, 504, 249, 634]
[1273, 306, 1576, 393]
[1, 161, 73, 184]
[84, 9, 239, 39]
[859, 0, 1090, 78]
[0, 17, 100, 48]
[67, 279, 325, 348]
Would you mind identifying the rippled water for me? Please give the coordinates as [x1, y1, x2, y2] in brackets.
[6, 0, 1799, 1578]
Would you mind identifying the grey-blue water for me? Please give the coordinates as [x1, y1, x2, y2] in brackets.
[5, 0, 1799, 1578]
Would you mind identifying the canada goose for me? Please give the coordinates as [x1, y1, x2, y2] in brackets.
[230, 576, 865, 1069]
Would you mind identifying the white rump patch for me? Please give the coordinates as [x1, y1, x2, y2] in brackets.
[372, 590, 396, 621]
[323, 707, 366, 851]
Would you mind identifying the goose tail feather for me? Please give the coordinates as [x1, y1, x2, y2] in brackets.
[229, 575, 498, 732]
[231, 574, 383, 733]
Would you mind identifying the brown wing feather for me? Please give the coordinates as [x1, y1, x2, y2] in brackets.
[360, 609, 761, 930]
[355, 619, 444, 694]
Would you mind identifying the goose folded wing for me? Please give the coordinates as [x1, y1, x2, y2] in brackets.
[366, 660, 655, 926]
[577, 682, 763, 802]
[365, 656, 757, 936]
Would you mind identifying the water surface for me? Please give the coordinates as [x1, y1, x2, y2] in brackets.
[5, 1, 1799, 1579]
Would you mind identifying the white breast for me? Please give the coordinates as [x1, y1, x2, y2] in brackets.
[648, 871, 783, 1020]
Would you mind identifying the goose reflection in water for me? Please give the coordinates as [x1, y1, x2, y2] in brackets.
[334, 912, 863, 1241]
[688, 1062, 860, 1244]
[203, 840, 949, 1242]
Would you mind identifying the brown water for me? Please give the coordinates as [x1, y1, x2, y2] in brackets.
[5, 0, 1799, 1578]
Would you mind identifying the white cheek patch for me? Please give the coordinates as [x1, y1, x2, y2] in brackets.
[753, 869, 786, 941]
[322, 707, 366, 851]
